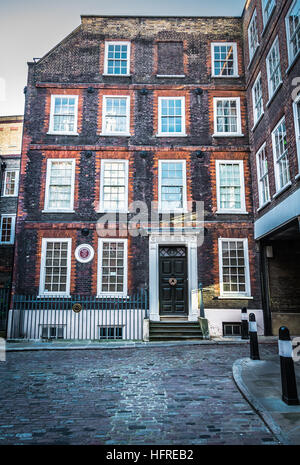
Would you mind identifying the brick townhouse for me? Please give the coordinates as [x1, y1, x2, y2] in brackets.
[0, 116, 23, 289]
[8, 0, 300, 340]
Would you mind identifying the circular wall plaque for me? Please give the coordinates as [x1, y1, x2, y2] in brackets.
[75, 244, 94, 263]
[72, 303, 82, 313]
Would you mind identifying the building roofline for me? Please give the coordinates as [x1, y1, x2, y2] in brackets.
[81, 15, 242, 19]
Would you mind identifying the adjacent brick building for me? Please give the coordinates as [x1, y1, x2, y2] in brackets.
[10, 1, 300, 339]
[243, 0, 300, 334]
[0, 115, 23, 288]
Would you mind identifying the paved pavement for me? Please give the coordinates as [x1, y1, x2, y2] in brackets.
[233, 355, 300, 445]
[5, 336, 278, 352]
[0, 343, 280, 445]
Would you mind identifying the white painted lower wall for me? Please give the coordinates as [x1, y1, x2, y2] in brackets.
[204, 308, 264, 337]
[7, 309, 146, 341]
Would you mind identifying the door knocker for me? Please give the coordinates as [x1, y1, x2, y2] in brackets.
[169, 277, 177, 286]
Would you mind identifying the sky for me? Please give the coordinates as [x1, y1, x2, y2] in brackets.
[0, 0, 245, 116]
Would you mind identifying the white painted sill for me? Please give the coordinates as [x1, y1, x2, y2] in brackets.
[257, 200, 271, 212]
[47, 132, 79, 136]
[100, 133, 131, 137]
[272, 181, 292, 199]
[42, 210, 75, 213]
[215, 210, 248, 215]
[156, 74, 186, 78]
[211, 75, 240, 78]
[156, 133, 187, 137]
[295, 173, 300, 181]
[212, 133, 244, 138]
[1, 194, 18, 198]
[266, 82, 283, 108]
[286, 49, 300, 75]
[97, 210, 129, 214]
[37, 295, 71, 299]
[247, 44, 260, 70]
[102, 73, 131, 77]
[97, 294, 129, 299]
[218, 296, 254, 300]
[251, 112, 264, 132]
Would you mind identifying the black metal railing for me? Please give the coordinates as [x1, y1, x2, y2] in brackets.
[0, 287, 11, 332]
[7, 289, 148, 341]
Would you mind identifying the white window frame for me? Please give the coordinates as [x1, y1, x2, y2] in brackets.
[101, 95, 131, 136]
[158, 159, 187, 213]
[215, 160, 247, 214]
[248, 9, 259, 63]
[262, 0, 276, 28]
[157, 97, 186, 137]
[218, 237, 251, 298]
[97, 238, 128, 298]
[48, 95, 79, 135]
[213, 97, 243, 137]
[43, 159, 76, 213]
[266, 37, 282, 100]
[252, 72, 264, 126]
[38, 238, 72, 297]
[211, 42, 239, 78]
[2, 169, 19, 197]
[293, 93, 300, 171]
[99, 159, 129, 213]
[286, 0, 300, 66]
[0, 214, 16, 245]
[256, 143, 271, 208]
[104, 41, 131, 76]
[271, 116, 291, 193]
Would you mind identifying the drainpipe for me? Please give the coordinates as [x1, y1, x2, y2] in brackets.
[260, 241, 272, 336]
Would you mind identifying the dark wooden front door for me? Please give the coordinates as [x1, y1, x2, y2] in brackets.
[159, 246, 188, 315]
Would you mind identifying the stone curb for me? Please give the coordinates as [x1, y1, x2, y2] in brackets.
[5, 338, 278, 352]
[232, 358, 289, 445]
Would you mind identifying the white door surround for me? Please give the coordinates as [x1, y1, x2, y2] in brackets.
[148, 232, 199, 321]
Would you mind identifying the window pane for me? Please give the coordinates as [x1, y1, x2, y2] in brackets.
[160, 99, 183, 134]
[287, 0, 300, 62]
[219, 163, 242, 210]
[213, 44, 236, 76]
[272, 118, 290, 190]
[216, 100, 239, 133]
[4, 171, 17, 196]
[47, 161, 73, 210]
[267, 39, 281, 97]
[102, 161, 127, 211]
[101, 242, 125, 294]
[1, 217, 13, 243]
[53, 97, 76, 132]
[104, 98, 128, 134]
[106, 43, 129, 75]
[160, 162, 184, 210]
[221, 240, 247, 294]
[43, 241, 69, 293]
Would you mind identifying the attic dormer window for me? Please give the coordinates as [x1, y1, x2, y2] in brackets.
[104, 41, 131, 76]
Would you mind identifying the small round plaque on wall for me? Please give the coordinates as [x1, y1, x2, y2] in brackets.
[72, 303, 82, 313]
[75, 244, 94, 263]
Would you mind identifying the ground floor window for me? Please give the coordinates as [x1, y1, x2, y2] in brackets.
[39, 238, 72, 296]
[41, 325, 65, 339]
[223, 322, 241, 337]
[0, 215, 16, 244]
[218, 238, 251, 297]
[99, 326, 123, 340]
[98, 239, 128, 296]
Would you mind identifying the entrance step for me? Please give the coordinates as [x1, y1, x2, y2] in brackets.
[160, 316, 189, 322]
[149, 321, 203, 341]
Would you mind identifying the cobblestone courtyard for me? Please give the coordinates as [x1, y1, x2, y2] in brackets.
[0, 344, 279, 445]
